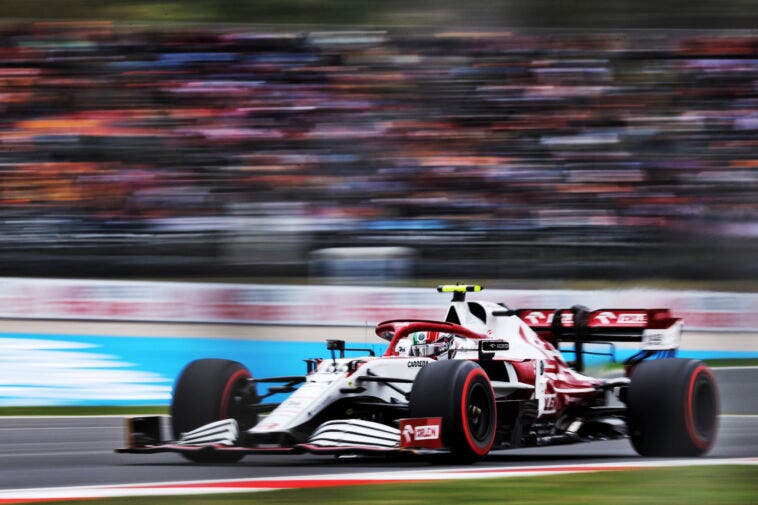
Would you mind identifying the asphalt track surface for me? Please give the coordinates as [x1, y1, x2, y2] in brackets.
[0, 368, 755, 492]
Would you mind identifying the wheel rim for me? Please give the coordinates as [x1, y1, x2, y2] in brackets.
[466, 382, 493, 443]
[691, 373, 716, 441]
[220, 371, 257, 431]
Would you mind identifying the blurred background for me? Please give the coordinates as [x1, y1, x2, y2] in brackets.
[0, 1, 756, 284]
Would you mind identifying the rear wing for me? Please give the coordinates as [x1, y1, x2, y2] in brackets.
[516, 307, 683, 370]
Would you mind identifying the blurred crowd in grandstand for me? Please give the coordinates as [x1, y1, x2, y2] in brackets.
[0, 22, 755, 279]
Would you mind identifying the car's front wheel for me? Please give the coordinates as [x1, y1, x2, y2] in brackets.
[410, 360, 497, 462]
[171, 358, 258, 463]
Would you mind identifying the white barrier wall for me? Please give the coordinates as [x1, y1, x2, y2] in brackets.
[0, 278, 756, 332]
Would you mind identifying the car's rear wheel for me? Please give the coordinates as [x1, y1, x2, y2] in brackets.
[627, 358, 718, 456]
[171, 358, 258, 463]
[410, 360, 496, 462]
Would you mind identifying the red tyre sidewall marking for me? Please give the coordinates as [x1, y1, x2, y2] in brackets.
[460, 368, 496, 456]
[685, 365, 717, 450]
[219, 370, 252, 419]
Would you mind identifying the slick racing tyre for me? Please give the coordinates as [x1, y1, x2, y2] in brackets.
[627, 358, 718, 457]
[410, 360, 496, 462]
[171, 359, 258, 463]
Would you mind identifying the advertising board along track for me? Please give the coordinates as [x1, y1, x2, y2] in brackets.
[1, 278, 757, 332]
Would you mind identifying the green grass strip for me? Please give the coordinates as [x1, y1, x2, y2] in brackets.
[703, 358, 758, 368]
[43, 465, 758, 505]
[0, 406, 168, 416]
[594, 357, 758, 373]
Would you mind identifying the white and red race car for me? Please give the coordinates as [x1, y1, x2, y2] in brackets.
[118, 285, 718, 463]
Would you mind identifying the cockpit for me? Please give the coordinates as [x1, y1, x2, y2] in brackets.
[376, 320, 487, 358]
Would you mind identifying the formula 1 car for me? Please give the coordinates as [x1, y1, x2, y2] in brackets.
[118, 285, 719, 463]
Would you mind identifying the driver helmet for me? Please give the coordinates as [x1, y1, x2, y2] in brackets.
[409, 331, 440, 345]
[408, 331, 453, 358]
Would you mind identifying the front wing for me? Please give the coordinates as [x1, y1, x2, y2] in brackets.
[116, 442, 423, 457]
[115, 415, 443, 458]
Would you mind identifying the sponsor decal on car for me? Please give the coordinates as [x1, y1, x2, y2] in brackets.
[399, 417, 443, 449]
[522, 310, 553, 325]
[413, 424, 440, 441]
[407, 360, 428, 368]
[590, 311, 647, 327]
